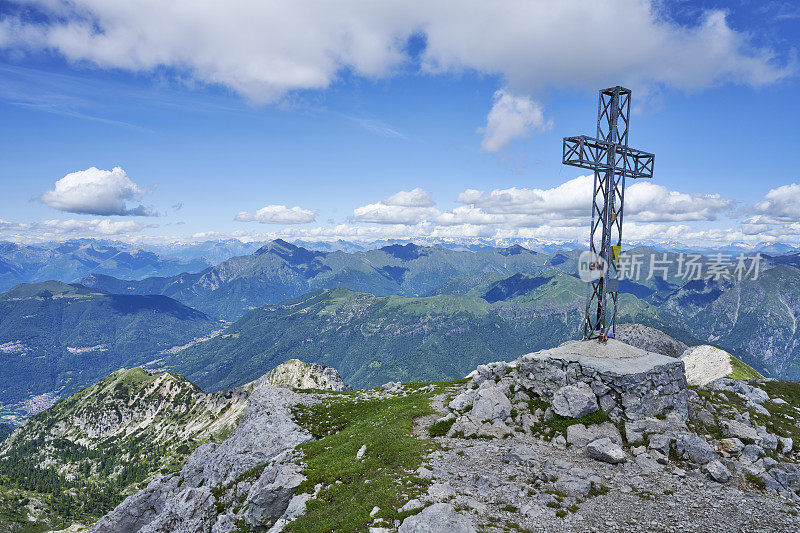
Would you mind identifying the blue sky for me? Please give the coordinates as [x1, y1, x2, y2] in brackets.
[0, 0, 798, 248]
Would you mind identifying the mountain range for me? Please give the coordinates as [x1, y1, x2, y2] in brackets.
[2, 239, 800, 426]
[0, 281, 218, 422]
[0, 240, 212, 292]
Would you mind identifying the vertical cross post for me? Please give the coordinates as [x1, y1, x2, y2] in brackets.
[562, 86, 654, 340]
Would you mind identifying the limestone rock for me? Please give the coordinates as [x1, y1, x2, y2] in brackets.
[624, 415, 685, 444]
[741, 444, 765, 462]
[615, 323, 688, 358]
[427, 483, 456, 501]
[675, 434, 717, 464]
[91, 386, 311, 533]
[718, 438, 744, 455]
[448, 389, 477, 412]
[555, 477, 592, 498]
[586, 437, 626, 464]
[779, 437, 794, 454]
[254, 359, 351, 391]
[703, 460, 732, 483]
[244, 460, 305, 528]
[566, 422, 622, 448]
[721, 420, 758, 442]
[680, 345, 732, 386]
[648, 434, 672, 456]
[470, 383, 512, 422]
[398, 503, 475, 533]
[757, 429, 779, 451]
[416, 466, 433, 479]
[709, 378, 769, 405]
[635, 453, 660, 471]
[399, 499, 424, 512]
[551, 385, 598, 419]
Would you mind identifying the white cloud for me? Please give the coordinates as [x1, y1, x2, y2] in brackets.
[455, 176, 593, 216]
[752, 183, 800, 222]
[40, 166, 154, 216]
[479, 89, 552, 152]
[352, 188, 438, 224]
[0, 1, 790, 103]
[455, 177, 733, 223]
[625, 182, 732, 222]
[235, 205, 316, 224]
[382, 187, 435, 207]
[0, 218, 154, 242]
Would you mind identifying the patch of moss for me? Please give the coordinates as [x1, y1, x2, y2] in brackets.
[745, 472, 766, 490]
[428, 417, 456, 437]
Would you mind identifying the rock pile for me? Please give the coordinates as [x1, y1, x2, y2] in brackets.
[448, 339, 688, 441]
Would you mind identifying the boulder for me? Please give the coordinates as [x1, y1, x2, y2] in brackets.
[398, 503, 476, 533]
[675, 434, 717, 464]
[624, 414, 685, 443]
[709, 379, 769, 404]
[720, 420, 758, 442]
[471, 383, 512, 422]
[779, 437, 794, 454]
[586, 437, 626, 464]
[635, 453, 660, 471]
[680, 346, 732, 386]
[648, 434, 672, 456]
[740, 444, 765, 463]
[244, 462, 305, 528]
[756, 430, 779, 451]
[551, 385, 598, 419]
[718, 438, 744, 455]
[427, 483, 456, 501]
[400, 499, 424, 512]
[702, 460, 731, 483]
[449, 389, 477, 412]
[555, 477, 592, 498]
[566, 422, 622, 448]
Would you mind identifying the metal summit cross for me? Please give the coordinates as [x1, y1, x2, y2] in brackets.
[562, 86, 654, 341]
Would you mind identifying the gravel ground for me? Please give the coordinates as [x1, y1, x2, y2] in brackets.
[424, 434, 800, 532]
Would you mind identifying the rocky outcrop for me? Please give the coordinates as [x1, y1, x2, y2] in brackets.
[586, 437, 625, 464]
[249, 359, 351, 391]
[680, 345, 733, 386]
[615, 323, 688, 358]
[91, 386, 311, 533]
[494, 339, 687, 422]
[398, 503, 475, 533]
[551, 384, 598, 418]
